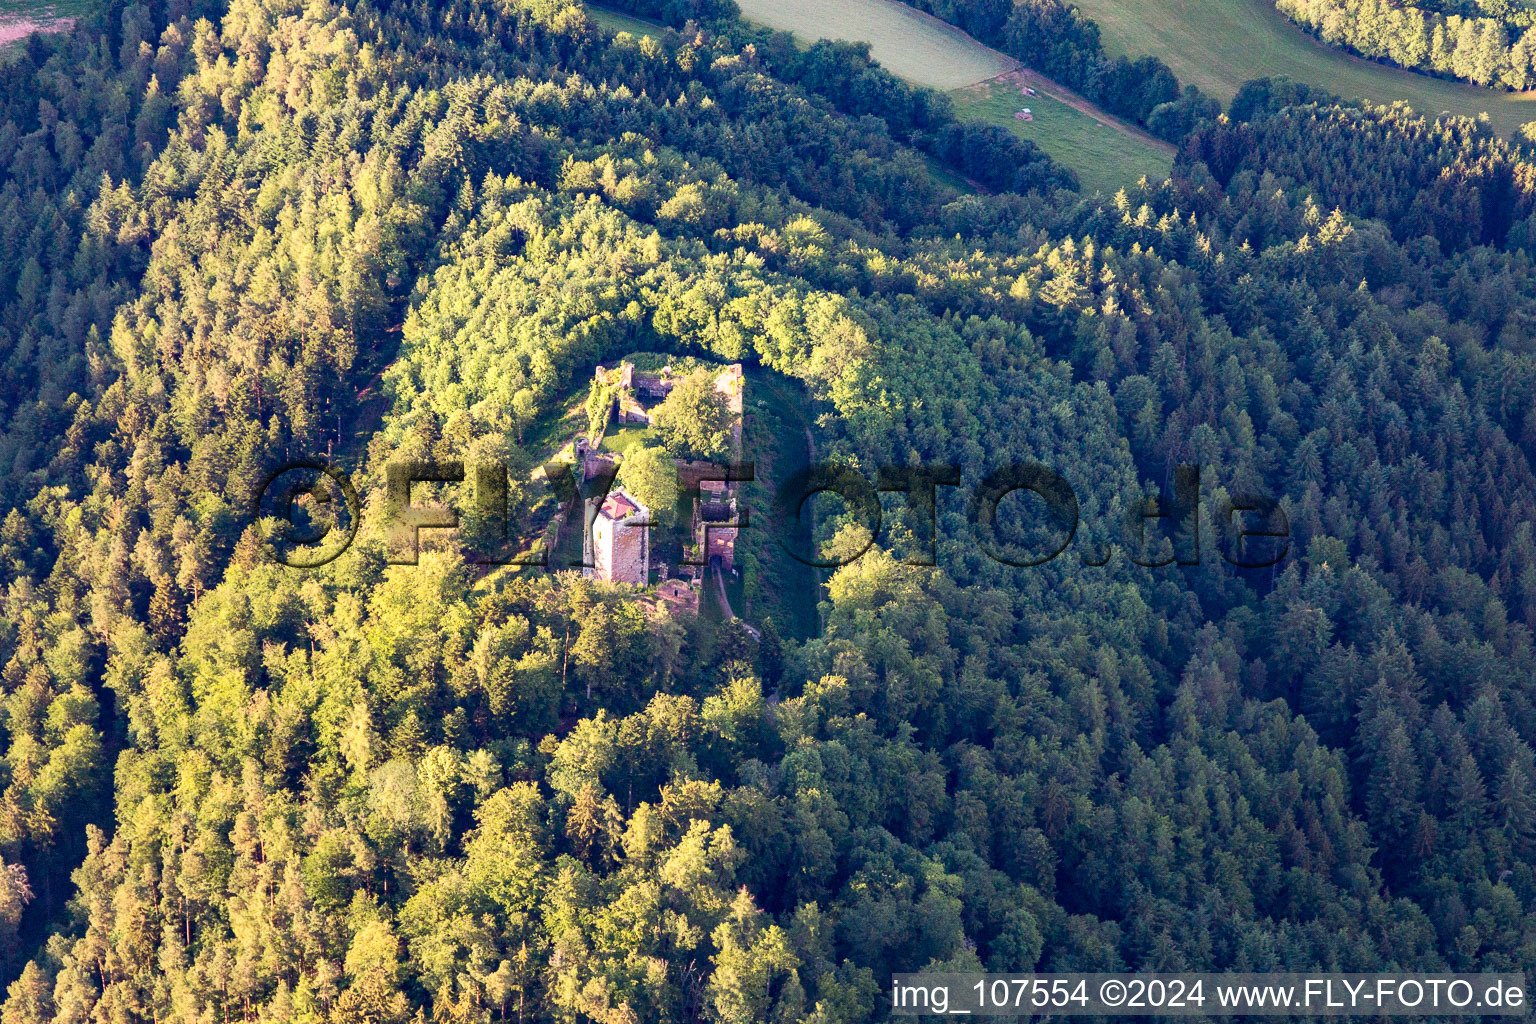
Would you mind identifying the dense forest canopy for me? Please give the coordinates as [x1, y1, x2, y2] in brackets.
[0, 0, 1530, 1020]
[1278, 0, 1536, 90]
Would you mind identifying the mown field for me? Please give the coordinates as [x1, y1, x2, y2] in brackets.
[1072, 0, 1536, 136]
[950, 78, 1172, 194]
[734, 0, 1013, 89]
[584, 3, 662, 37]
[727, 0, 1175, 191]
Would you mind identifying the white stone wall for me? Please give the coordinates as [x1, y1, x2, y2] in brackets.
[592, 490, 650, 585]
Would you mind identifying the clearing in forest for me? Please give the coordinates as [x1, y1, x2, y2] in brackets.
[951, 71, 1173, 195]
[584, 4, 662, 38]
[727, 0, 1175, 190]
[1070, 0, 1536, 137]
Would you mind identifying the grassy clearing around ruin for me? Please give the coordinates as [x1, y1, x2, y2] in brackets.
[598, 424, 649, 457]
[1070, 0, 1536, 137]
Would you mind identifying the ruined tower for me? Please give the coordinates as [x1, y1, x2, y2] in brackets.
[589, 486, 650, 585]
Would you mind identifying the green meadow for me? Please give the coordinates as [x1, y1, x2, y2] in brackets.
[1071, 0, 1536, 136]
[949, 78, 1172, 195]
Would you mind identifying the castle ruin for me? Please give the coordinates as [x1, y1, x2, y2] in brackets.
[587, 486, 650, 585]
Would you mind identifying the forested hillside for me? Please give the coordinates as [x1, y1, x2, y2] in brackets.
[0, 0, 1532, 1020]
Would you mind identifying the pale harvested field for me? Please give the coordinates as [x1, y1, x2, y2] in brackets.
[0, 12, 72, 45]
[734, 0, 1015, 89]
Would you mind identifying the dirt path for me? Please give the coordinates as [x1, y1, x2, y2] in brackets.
[710, 565, 760, 638]
[986, 68, 1178, 156]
